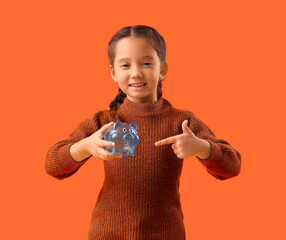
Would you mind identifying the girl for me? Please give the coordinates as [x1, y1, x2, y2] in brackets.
[45, 25, 241, 240]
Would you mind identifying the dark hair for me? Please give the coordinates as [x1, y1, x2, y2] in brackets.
[108, 25, 166, 111]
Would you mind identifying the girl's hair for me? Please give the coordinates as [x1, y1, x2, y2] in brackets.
[108, 25, 166, 111]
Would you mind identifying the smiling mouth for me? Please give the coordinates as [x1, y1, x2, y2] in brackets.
[129, 83, 147, 87]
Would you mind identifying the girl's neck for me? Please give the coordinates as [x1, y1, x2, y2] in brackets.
[117, 97, 173, 117]
[126, 94, 158, 104]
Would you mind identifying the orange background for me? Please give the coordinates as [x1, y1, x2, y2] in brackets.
[1, 0, 285, 239]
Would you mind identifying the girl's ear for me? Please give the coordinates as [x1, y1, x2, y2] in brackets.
[109, 64, 117, 83]
[160, 61, 169, 80]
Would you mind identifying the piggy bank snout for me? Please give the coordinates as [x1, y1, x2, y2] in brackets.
[123, 132, 137, 146]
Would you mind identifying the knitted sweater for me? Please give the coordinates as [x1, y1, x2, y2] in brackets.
[45, 98, 241, 240]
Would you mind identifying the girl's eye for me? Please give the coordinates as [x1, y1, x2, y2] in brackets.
[120, 64, 129, 68]
[143, 62, 152, 66]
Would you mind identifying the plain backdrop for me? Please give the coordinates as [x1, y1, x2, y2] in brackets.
[1, 0, 285, 239]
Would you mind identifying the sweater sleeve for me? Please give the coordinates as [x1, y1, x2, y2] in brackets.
[188, 112, 241, 180]
[45, 112, 102, 180]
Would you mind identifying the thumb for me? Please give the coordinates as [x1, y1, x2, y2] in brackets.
[98, 121, 114, 136]
[182, 120, 192, 134]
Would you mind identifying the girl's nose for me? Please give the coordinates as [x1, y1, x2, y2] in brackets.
[130, 65, 143, 79]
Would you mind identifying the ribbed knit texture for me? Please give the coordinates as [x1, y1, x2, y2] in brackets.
[45, 98, 241, 240]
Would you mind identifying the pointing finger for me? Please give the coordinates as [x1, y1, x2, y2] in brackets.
[155, 135, 179, 147]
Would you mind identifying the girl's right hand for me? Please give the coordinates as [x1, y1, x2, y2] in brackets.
[84, 122, 123, 161]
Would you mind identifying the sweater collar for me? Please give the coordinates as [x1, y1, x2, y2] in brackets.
[117, 97, 173, 117]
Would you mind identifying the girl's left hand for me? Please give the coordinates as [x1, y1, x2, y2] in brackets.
[155, 120, 212, 159]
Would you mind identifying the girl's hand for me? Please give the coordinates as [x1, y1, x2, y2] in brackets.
[84, 122, 123, 161]
[154, 120, 212, 159]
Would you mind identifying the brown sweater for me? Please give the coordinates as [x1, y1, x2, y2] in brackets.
[45, 98, 241, 240]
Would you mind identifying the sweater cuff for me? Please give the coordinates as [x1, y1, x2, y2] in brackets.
[57, 143, 88, 170]
[197, 140, 222, 168]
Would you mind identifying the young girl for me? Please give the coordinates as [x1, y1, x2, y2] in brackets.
[45, 25, 241, 240]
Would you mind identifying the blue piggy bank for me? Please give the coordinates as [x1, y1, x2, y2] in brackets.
[104, 120, 140, 157]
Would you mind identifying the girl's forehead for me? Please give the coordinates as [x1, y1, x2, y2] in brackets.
[114, 37, 158, 60]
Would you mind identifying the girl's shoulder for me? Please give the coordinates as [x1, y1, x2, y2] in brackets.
[90, 109, 119, 127]
[171, 105, 196, 119]
[170, 106, 208, 130]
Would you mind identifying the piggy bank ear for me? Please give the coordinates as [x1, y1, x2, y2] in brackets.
[130, 122, 138, 132]
[114, 120, 124, 129]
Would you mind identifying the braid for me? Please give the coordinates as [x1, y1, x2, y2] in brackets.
[108, 88, 127, 111]
[157, 80, 163, 99]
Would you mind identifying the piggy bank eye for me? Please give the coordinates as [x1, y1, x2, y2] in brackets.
[129, 129, 134, 133]
[122, 128, 127, 132]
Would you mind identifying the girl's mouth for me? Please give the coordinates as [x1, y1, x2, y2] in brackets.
[129, 83, 147, 89]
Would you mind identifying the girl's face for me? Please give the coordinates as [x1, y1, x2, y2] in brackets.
[110, 37, 168, 104]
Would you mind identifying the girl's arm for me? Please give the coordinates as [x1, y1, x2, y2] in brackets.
[190, 113, 241, 180]
[45, 113, 101, 180]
